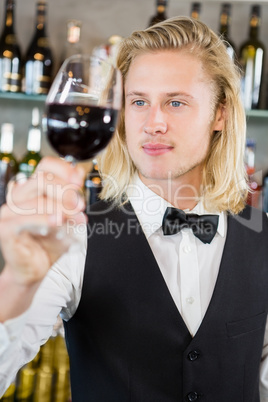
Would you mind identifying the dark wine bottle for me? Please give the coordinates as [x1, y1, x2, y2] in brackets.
[0, 0, 22, 93]
[218, 3, 236, 61]
[0, 123, 17, 206]
[23, 0, 54, 95]
[85, 159, 102, 206]
[148, 0, 168, 27]
[190, 3, 201, 20]
[239, 5, 266, 110]
[18, 107, 42, 179]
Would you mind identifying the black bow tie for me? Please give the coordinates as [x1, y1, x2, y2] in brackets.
[162, 207, 219, 244]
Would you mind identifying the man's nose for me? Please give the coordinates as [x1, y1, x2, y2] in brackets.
[144, 106, 167, 135]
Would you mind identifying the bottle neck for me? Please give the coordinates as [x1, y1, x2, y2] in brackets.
[219, 13, 230, 36]
[27, 127, 41, 153]
[156, 5, 166, 16]
[249, 15, 260, 40]
[67, 25, 81, 44]
[156, 0, 167, 16]
[35, 3, 47, 35]
[0, 130, 13, 154]
[3, 0, 15, 32]
[191, 3, 201, 20]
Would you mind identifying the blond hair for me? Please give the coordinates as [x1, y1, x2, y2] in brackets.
[99, 16, 248, 214]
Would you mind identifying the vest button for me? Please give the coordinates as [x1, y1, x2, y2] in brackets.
[187, 391, 199, 401]
[188, 350, 200, 361]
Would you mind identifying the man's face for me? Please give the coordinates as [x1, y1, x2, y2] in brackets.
[124, 50, 223, 189]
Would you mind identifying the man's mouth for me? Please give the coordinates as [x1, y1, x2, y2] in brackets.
[142, 143, 173, 156]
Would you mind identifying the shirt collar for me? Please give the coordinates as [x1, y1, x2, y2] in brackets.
[126, 173, 225, 239]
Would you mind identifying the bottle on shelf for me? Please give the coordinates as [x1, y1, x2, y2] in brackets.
[190, 3, 201, 20]
[0, 123, 17, 206]
[2, 319, 71, 402]
[18, 107, 42, 179]
[148, 0, 168, 27]
[85, 159, 102, 207]
[60, 19, 83, 68]
[218, 3, 236, 61]
[0, 382, 15, 401]
[239, 5, 266, 110]
[263, 176, 268, 213]
[53, 332, 71, 402]
[0, 0, 22, 93]
[244, 138, 262, 208]
[15, 364, 36, 401]
[23, 0, 54, 96]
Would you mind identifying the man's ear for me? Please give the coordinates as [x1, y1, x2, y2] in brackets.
[213, 104, 226, 132]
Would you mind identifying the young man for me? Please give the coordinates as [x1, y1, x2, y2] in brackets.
[0, 17, 267, 401]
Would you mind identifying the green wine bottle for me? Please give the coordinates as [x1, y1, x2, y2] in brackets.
[218, 3, 236, 61]
[239, 5, 266, 110]
[18, 108, 42, 179]
[0, 123, 17, 206]
[0, 0, 22, 93]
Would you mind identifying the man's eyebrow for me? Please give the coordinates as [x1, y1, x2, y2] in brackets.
[125, 91, 146, 97]
[125, 91, 194, 99]
[165, 92, 194, 99]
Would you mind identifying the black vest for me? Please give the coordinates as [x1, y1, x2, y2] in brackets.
[64, 201, 268, 402]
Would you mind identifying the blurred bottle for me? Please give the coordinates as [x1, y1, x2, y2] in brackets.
[190, 3, 201, 20]
[92, 35, 122, 66]
[85, 159, 102, 206]
[53, 333, 71, 402]
[218, 3, 236, 61]
[245, 138, 262, 208]
[60, 19, 82, 67]
[0, 382, 16, 401]
[0, 0, 22, 93]
[263, 176, 268, 213]
[0, 123, 17, 206]
[18, 108, 42, 179]
[239, 5, 266, 110]
[33, 370, 53, 402]
[23, 1, 54, 95]
[148, 0, 168, 27]
[15, 365, 36, 402]
[32, 337, 54, 402]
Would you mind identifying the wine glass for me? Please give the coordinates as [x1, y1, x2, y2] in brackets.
[16, 54, 122, 250]
[46, 53, 122, 163]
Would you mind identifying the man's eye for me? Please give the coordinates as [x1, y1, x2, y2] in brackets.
[171, 101, 182, 107]
[134, 100, 145, 106]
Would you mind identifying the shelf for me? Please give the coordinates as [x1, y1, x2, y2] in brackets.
[246, 110, 268, 119]
[0, 92, 46, 103]
[0, 92, 267, 119]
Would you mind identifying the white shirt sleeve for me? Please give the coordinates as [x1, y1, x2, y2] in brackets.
[0, 229, 87, 396]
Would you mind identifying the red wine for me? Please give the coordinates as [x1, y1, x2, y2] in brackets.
[46, 104, 118, 161]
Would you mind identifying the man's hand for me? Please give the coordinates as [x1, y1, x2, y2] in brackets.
[0, 156, 87, 320]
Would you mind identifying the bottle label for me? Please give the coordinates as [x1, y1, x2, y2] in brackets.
[24, 60, 52, 95]
[0, 58, 21, 92]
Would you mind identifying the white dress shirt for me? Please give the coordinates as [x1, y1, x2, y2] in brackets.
[0, 175, 268, 400]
